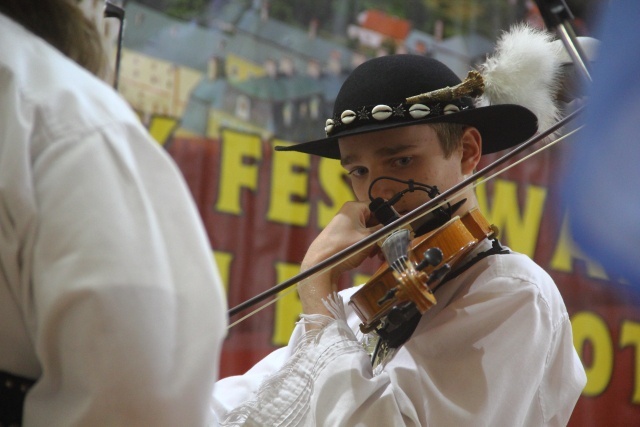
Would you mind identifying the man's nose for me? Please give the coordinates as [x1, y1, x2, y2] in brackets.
[368, 177, 402, 202]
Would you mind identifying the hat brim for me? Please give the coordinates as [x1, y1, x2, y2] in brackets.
[275, 104, 538, 160]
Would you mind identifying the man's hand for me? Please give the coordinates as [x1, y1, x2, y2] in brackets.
[298, 201, 382, 321]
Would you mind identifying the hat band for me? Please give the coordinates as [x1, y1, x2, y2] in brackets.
[325, 100, 471, 136]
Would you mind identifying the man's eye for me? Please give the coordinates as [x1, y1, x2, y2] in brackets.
[394, 157, 412, 167]
[348, 167, 367, 177]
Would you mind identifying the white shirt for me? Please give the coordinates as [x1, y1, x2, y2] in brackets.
[213, 240, 586, 426]
[0, 14, 227, 426]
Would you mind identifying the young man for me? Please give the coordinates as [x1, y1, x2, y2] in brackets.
[213, 47, 586, 425]
[0, 2, 227, 425]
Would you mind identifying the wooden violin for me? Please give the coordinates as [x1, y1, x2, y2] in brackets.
[349, 208, 496, 334]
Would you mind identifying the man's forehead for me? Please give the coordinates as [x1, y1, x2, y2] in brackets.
[339, 143, 418, 166]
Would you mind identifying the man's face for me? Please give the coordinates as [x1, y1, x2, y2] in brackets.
[338, 124, 466, 217]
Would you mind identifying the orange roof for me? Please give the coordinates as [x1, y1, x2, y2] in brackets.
[361, 10, 412, 40]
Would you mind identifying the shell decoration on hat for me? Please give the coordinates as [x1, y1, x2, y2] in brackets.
[324, 70, 485, 137]
[408, 104, 430, 119]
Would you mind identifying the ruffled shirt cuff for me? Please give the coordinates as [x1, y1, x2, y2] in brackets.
[217, 293, 367, 426]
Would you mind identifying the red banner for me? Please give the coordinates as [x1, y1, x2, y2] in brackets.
[166, 130, 640, 425]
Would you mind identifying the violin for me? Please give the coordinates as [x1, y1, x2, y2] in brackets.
[349, 208, 496, 334]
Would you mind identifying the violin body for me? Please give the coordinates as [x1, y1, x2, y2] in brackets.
[349, 208, 496, 334]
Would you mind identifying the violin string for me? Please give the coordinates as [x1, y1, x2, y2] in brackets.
[226, 124, 583, 329]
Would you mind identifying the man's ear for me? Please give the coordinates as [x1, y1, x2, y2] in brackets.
[460, 127, 482, 176]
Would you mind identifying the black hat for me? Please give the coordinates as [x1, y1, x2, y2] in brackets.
[275, 54, 538, 159]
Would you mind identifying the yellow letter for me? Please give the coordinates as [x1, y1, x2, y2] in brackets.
[317, 157, 353, 228]
[272, 262, 303, 346]
[215, 129, 262, 215]
[572, 311, 614, 396]
[267, 140, 310, 226]
[476, 180, 546, 257]
[147, 115, 179, 146]
[213, 250, 233, 294]
[620, 320, 640, 403]
[550, 212, 609, 280]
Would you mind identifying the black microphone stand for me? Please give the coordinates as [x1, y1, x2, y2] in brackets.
[534, 0, 592, 83]
[104, 2, 125, 90]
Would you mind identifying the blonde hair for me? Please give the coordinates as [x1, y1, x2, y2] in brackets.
[0, 0, 109, 79]
[429, 122, 467, 158]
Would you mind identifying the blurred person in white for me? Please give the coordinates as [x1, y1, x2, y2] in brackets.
[0, 1, 227, 425]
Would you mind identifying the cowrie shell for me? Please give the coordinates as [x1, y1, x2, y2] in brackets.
[409, 104, 431, 119]
[371, 104, 393, 121]
[443, 104, 460, 115]
[325, 118, 334, 134]
[340, 109, 356, 124]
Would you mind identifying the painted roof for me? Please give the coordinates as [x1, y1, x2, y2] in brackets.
[359, 10, 412, 40]
[123, 2, 228, 72]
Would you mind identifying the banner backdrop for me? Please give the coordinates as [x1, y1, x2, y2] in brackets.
[116, 1, 640, 424]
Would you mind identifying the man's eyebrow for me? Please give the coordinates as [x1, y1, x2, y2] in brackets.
[340, 143, 417, 166]
[340, 154, 356, 166]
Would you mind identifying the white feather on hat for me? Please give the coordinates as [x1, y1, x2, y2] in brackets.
[476, 24, 563, 133]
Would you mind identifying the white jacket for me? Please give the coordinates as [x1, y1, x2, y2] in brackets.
[0, 14, 227, 426]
